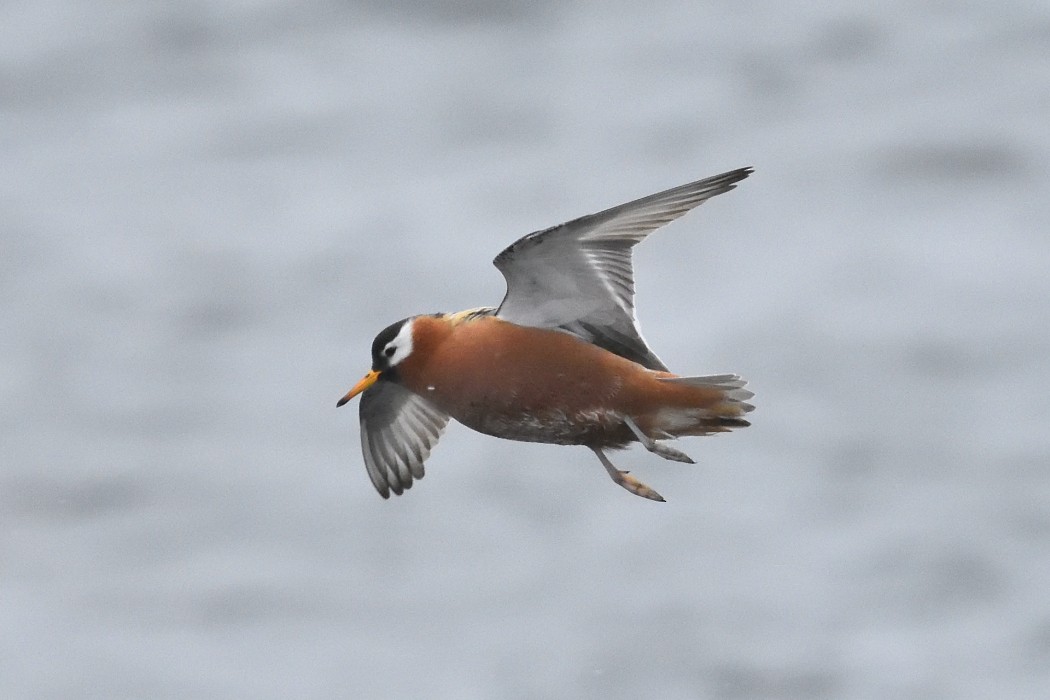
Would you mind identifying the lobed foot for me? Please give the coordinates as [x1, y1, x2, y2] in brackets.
[610, 469, 666, 502]
[590, 446, 665, 502]
[647, 442, 695, 464]
[623, 416, 695, 464]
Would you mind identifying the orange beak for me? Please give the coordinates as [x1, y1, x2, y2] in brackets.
[336, 369, 381, 407]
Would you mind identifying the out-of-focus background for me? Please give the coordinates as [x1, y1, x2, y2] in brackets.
[3, 1, 1049, 698]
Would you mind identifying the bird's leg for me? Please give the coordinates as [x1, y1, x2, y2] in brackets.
[589, 446, 665, 502]
[623, 416, 695, 464]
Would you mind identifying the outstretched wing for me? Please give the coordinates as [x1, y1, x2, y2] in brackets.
[358, 380, 449, 498]
[493, 168, 752, 370]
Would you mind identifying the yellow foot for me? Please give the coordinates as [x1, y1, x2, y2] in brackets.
[590, 446, 667, 502]
[612, 470, 665, 502]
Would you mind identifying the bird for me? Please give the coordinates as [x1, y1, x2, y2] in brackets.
[337, 167, 755, 502]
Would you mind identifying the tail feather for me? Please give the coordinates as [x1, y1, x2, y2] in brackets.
[659, 373, 755, 411]
[657, 373, 755, 434]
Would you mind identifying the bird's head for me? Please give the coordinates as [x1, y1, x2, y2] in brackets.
[336, 317, 417, 407]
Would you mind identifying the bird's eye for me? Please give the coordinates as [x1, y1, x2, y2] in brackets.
[384, 346, 396, 358]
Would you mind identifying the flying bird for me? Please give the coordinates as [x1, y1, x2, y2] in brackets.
[338, 168, 755, 501]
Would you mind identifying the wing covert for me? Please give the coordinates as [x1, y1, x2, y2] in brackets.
[493, 167, 752, 370]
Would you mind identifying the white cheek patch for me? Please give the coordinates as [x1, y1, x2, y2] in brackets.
[386, 319, 415, 366]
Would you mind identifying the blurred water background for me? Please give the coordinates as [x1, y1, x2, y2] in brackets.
[3, 1, 1050, 698]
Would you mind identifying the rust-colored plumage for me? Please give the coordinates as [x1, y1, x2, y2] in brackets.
[338, 168, 755, 501]
[397, 315, 748, 446]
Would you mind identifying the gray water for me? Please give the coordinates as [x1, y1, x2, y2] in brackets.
[4, 2, 1050, 698]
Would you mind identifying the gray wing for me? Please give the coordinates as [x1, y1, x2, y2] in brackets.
[358, 381, 449, 498]
[494, 167, 752, 371]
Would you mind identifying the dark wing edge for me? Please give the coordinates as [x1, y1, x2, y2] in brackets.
[557, 318, 670, 371]
[358, 382, 450, 499]
[493, 167, 753, 273]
